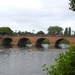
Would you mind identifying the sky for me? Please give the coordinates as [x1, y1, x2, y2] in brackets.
[0, 0, 75, 33]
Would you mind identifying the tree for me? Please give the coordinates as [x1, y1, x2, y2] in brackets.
[47, 26, 63, 35]
[18, 31, 21, 35]
[69, 0, 75, 11]
[36, 31, 45, 35]
[69, 27, 71, 36]
[64, 27, 68, 35]
[24, 31, 33, 35]
[64, 27, 71, 36]
[42, 45, 75, 75]
[0, 27, 13, 35]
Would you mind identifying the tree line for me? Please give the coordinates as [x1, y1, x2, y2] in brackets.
[0, 26, 74, 36]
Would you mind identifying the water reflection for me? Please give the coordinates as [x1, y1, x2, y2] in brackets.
[42, 44, 50, 48]
[16, 44, 69, 51]
[2, 44, 13, 48]
[59, 44, 69, 49]
[0, 44, 67, 75]
[0, 44, 69, 49]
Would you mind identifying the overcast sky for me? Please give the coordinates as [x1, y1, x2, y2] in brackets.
[0, 0, 75, 33]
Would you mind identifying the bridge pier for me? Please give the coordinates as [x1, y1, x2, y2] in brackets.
[50, 42, 55, 48]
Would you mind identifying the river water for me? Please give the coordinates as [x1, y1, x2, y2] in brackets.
[0, 44, 67, 75]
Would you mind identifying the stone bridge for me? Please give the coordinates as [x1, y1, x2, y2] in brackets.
[0, 35, 75, 48]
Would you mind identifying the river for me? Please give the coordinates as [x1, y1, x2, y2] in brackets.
[0, 44, 68, 75]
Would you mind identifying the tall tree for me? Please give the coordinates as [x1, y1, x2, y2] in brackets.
[69, 27, 71, 36]
[64, 27, 71, 36]
[47, 26, 63, 35]
[64, 28, 68, 35]
[69, 0, 75, 11]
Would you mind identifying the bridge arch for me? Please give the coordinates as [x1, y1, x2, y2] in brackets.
[55, 38, 69, 48]
[35, 38, 50, 47]
[18, 38, 31, 47]
[2, 38, 13, 46]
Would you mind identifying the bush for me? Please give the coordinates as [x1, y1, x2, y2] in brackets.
[42, 45, 75, 75]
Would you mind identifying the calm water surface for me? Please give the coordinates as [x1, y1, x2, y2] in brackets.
[0, 44, 67, 75]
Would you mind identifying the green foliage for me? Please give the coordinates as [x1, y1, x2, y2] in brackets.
[59, 39, 69, 44]
[36, 31, 45, 35]
[42, 45, 75, 75]
[69, 27, 71, 36]
[0, 27, 13, 35]
[47, 26, 63, 35]
[69, 0, 75, 11]
[26, 40, 31, 44]
[42, 39, 50, 44]
[64, 27, 68, 36]
[64, 27, 71, 36]
[24, 31, 34, 35]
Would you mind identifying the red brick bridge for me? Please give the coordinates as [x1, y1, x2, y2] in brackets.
[0, 35, 75, 48]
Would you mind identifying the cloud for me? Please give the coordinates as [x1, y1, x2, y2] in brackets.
[0, 0, 75, 33]
[0, 0, 43, 9]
